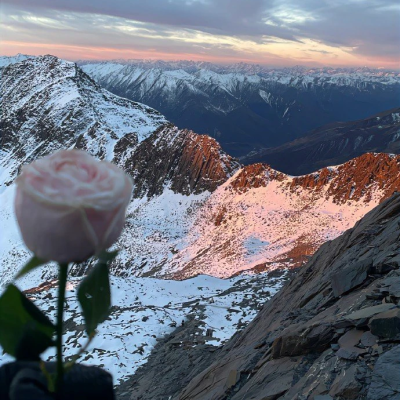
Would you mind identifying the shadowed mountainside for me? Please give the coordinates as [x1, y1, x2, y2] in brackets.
[242, 107, 400, 175]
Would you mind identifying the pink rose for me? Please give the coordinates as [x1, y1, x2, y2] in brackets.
[14, 149, 133, 263]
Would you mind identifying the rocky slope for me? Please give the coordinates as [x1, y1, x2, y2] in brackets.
[243, 108, 400, 175]
[120, 124, 240, 198]
[131, 153, 400, 279]
[125, 192, 400, 400]
[80, 60, 400, 157]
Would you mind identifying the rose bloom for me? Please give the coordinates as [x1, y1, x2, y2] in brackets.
[14, 149, 133, 263]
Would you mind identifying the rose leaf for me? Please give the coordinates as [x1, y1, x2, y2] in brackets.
[15, 256, 47, 280]
[0, 285, 55, 360]
[77, 261, 111, 336]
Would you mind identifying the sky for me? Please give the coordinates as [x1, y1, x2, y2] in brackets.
[0, 0, 399, 68]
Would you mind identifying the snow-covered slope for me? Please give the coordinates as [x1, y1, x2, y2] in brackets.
[0, 55, 166, 184]
[0, 54, 32, 69]
[79, 60, 400, 157]
[110, 153, 400, 279]
[0, 271, 285, 384]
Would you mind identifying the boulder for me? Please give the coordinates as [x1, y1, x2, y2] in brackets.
[331, 258, 372, 297]
[336, 346, 367, 360]
[338, 329, 363, 348]
[345, 303, 396, 324]
[369, 308, 400, 338]
[360, 331, 378, 347]
[367, 345, 400, 400]
[329, 365, 362, 400]
[271, 324, 335, 358]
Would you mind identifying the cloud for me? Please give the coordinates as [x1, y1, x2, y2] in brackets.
[0, 0, 398, 67]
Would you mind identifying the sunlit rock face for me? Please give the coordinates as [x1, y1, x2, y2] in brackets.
[158, 153, 400, 279]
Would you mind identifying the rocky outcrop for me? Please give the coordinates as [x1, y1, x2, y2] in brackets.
[229, 153, 400, 205]
[131, 192, 400, 399]
[119, 124, 240, 198]
[292, 152, 400, 204]
[229, 163, 286, 192]
[244, 107, 400, 175]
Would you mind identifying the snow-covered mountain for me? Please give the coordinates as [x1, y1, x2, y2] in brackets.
[2, 56, 400, 284]
[79, 59, 400, 157]
[110, 153, 400, 279]
[2, 55, 400, 387]
[0, 53, 32, 69]
[0, 55, 237, 287]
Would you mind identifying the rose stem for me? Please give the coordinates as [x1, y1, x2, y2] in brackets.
[56, 263, 68, 395]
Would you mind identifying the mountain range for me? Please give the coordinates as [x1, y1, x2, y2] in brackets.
[1, 55, 400, 396]
[79, 59, 400, 158]
[2, 55, 400, 283]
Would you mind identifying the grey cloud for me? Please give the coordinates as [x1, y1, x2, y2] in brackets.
[1, 0, 299, 41]
[1, 0, 399, 63]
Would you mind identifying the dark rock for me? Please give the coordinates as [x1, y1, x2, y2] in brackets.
[338, 329, 363, 348]
[369, 308, 400, 338]
[271, 324, 335, 358]
[225, 370, 240, 390]
[345, 303, 396, 323]
[280, 351, 337, 400]
[367, 345, 400, 400]
[389, 280, 400, 298]
[231, 357, 304, 400]
[370, 344, 384, 356]
[331, 258, 372, 297]
[336, 346, 367, 360]
[124, 125, 240, 198]
[361, 331, 378, 347]
[329, 365, 362, 400]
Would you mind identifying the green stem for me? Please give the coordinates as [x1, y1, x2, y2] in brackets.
[56, 263, 68, 395]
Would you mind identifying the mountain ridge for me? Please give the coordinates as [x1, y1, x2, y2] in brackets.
[79, 59, 400, 157]
[243, 107, 400, 174]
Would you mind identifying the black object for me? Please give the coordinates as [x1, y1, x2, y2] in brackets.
[0, 362, 115, 400]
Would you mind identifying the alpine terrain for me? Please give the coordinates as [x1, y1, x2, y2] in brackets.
[1, 55, 400, 397]
[79, 60, 400, 157]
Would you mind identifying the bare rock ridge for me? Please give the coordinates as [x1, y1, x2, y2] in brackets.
[120, 124, 240, 198]
[231, 153, 400, 204]
[125, 193, 400, 399]
[244, 107, 400, 175]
